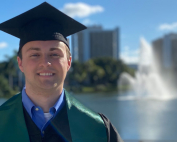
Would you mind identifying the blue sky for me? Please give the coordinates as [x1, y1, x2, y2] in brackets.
[0, 0, 177, 64]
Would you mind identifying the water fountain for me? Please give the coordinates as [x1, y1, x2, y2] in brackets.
[118, 37, 177, 100]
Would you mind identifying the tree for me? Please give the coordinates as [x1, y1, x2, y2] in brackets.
[0, 50, 22, 97]
[0, 74, 15, 97]
[65, 57, 135, 90]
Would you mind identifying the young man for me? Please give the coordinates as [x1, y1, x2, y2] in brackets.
[0, 2, 123, 142]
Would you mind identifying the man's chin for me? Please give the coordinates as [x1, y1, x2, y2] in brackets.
[37, 82, 61, 90]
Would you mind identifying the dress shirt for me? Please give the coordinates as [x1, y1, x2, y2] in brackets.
[22, 86, 65, 136]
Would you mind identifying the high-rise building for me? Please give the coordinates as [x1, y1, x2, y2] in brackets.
[71, 26, 119, 62]
[152, 33, 177, 70]
[152, 33, 177, 91]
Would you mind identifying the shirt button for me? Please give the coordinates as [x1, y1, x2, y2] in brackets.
[35, 108, 39, 111]
[42, 131, 45, 134]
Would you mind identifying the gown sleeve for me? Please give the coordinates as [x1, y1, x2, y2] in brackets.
[99, 113, 124, 142]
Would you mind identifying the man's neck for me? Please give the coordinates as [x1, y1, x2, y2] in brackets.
[25, 85, 63, 113]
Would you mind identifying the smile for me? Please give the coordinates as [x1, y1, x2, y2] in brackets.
[37, 73, 55, 76]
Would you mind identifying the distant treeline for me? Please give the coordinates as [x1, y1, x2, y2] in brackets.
[0, 52, 135, 97]
[0, 51, 23, 98]
[65, 57, 135, 93]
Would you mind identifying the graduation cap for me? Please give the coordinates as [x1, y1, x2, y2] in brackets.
[0, 2, 87, 55]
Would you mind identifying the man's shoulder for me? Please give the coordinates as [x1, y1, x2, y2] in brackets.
[64, 90, 124, 142]
[0, 93, 21, 111]
[99, 113, 124, 142]
[64, 90, 103, 121]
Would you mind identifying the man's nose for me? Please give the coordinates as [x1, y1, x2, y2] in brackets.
[39, 56, 51, 67]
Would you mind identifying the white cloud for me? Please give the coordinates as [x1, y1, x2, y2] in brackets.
[0, 42, 8, 49]
[120, 46, 139, 64]
[61, 2, 104, 18]
[159, 22, 177, 31]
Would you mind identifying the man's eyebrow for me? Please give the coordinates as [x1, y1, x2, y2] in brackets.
[26, 47, 41, 52]
[50, 47, 64, 52]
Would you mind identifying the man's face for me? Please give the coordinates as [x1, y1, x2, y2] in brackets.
[17, 40, 71, 91]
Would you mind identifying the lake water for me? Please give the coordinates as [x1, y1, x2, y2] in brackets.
[1, 91, 177, 142]
[73, 91, 177, 142]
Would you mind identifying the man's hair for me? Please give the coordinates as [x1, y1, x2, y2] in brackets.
[18, 43, 71, 60]
[65, 44, 71, 61]
[18, 51, 22, 59]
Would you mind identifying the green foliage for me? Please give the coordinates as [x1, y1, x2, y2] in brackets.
[0, 74, 16, 98]
[66, 57, 135, 92]
[0, 50, 21, 98]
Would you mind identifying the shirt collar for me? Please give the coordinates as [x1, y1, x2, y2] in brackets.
[52, 89, 64, 112]
[22, 86, 65, 118]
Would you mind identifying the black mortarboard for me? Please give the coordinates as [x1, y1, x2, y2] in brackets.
[0, 2, 86, 55]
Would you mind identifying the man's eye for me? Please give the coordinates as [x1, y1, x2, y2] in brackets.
[31, 54, 39, 57]
[50, 54, 59, 56]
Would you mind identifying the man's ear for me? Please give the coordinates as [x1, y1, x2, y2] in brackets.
[17, 56, 24, 72]
[67, 56, 72, 71]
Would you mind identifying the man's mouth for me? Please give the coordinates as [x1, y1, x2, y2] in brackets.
[37, 73, 55, 76]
